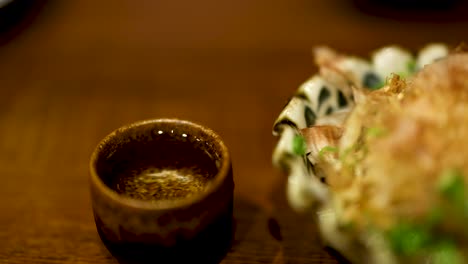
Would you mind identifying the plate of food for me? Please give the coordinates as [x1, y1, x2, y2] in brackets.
[272, 43, 468, 263]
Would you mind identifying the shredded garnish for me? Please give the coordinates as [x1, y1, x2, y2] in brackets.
[318, 146, 338, 158]
[311, 53, 468, 261]
[292, 134, 307, 156]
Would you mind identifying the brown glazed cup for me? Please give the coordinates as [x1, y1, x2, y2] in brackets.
[89, 119, 234, 263]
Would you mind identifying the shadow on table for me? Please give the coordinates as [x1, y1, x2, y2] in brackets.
[267, 171, 350, 264]
[0, 0, 48, 45]
[230, 198, 263, 248]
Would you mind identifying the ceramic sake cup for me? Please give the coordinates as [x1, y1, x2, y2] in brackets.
[89, 119, 234, 262]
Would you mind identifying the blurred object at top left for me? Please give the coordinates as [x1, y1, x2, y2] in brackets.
[0, 0, 47, 43]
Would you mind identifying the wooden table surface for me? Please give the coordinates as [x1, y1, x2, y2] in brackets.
[0, 0, 467, 263]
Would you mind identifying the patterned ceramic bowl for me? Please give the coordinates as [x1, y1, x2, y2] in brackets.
[272, 44, 450, 262]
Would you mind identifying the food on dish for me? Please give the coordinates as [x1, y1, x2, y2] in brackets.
[273, 44, 468, 263]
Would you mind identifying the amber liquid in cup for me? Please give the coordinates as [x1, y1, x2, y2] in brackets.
[106, 133, 218, 202]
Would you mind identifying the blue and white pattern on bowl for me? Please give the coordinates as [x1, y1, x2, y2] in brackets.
[272, 44, 449, 212]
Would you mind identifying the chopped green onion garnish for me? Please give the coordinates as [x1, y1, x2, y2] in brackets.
[438, 168, 465, 204]
[464, 200, 468, 218]
[318, 146, 337, 158]
[387, 223, 430, 256]
[292, 134, 307, 156]
[339, 147, 351, 160]
[425, 206, 443, 227]
[396, 72, 409, 79]
[431, 241, 462, 264]
[366, 127, 387, 138]
[407, 60, 417, 73]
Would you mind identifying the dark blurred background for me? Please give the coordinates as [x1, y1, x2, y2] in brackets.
[1, 0, 468, 63]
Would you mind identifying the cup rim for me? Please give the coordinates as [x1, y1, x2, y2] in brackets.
[89, 118, 231, 211]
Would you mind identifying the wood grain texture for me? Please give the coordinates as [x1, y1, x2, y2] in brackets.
[0, 0, 467, 263]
